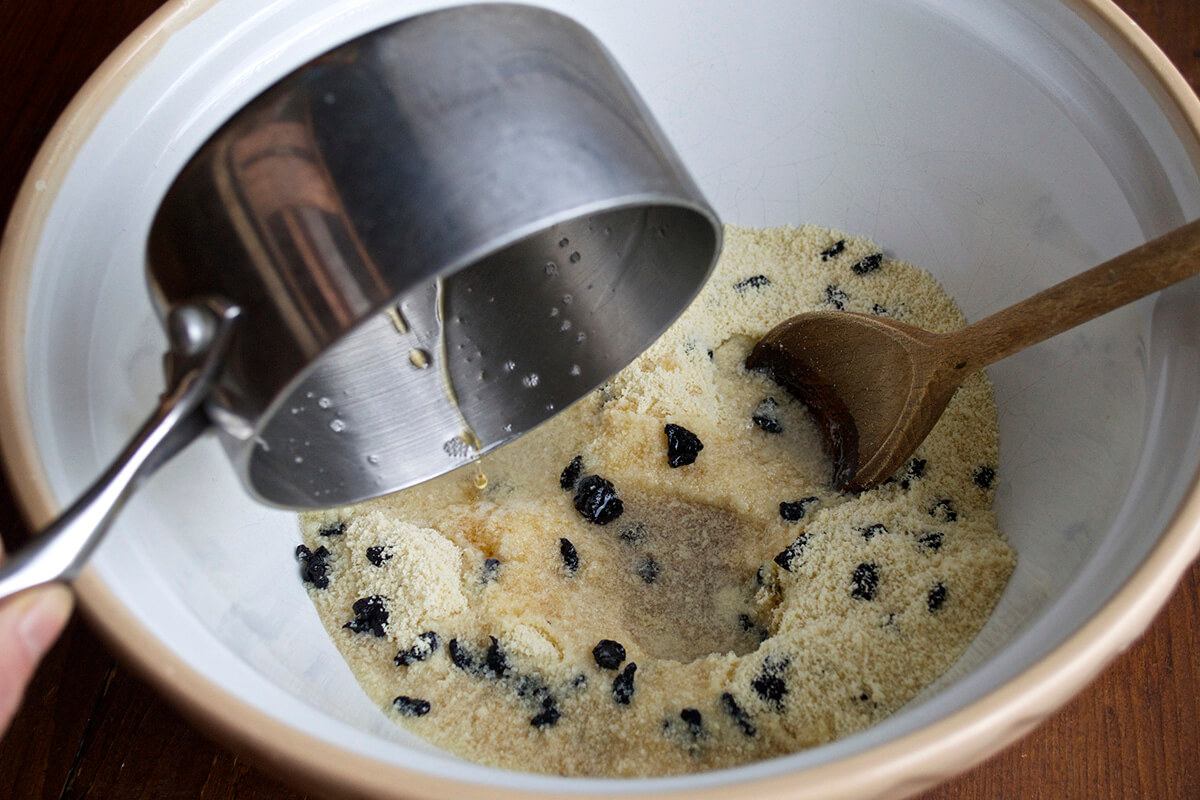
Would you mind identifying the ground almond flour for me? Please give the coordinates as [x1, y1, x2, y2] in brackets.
[296, 224, 1016, 777]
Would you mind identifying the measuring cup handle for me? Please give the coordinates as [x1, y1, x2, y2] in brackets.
[0, 300, 240, 603]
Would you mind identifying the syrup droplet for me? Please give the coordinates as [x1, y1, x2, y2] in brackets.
[410, 348, 431, 369]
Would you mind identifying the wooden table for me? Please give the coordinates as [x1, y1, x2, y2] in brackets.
[1, 2, 1197, 797]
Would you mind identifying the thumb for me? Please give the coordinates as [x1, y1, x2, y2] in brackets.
[0, 585, 74, 734]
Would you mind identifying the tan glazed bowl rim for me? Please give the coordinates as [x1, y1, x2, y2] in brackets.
[2, 1, 1199, 798]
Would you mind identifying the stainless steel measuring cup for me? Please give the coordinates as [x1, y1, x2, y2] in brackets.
[0, 3, 721, 601]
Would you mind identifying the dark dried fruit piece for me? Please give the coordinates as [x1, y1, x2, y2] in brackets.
[851, 252, 884, 275]
[343, 596, 388, 637]
[395, 631, 441, 666]
[560, 455, 584, 490]
[680, 708, 704, 736]
[973, 466, 996, 490]
[573, 475, 624, 525]
[752, 397, 783, 433]
[296, 544, 331, 589]
[918, 531, 944, 551]
[619, 522, 646, 543]
[593, 639, 626, 670]
[318, 521, 346, 537]
[665, 424, 703, 468]
[733, 275, 771, 291]
[752, 657, 789, 710]
[861, 523, 887, 540]
[825, 285, 849, 309]
[720, 692, 756, 736]
[560, 538, 580, 573]
[612, 662, 637, 705]
[773, 533, 811, 572]
[928, 581, 948, 613]
[530, 698, 561, 728]
[820, 239, 846, 260]
[851, 563, 879, 601]
[930, 499, 958, 522]
[636, 555, 661, 584]
[779, 497, 819, 522]
[448, 638, 475, 672]
[481, 558, 502, 583]
[366, 545, 392, 567]
[900, 457, 926, 489]
[393, 696, 431, 717]
[485, 636, 510, 678]
[514, 675, 551, 703]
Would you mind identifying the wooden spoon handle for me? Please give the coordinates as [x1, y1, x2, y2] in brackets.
[949, 217, 1200, 370]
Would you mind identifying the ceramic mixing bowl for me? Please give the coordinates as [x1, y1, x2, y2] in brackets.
[2, 1, 1199, 798]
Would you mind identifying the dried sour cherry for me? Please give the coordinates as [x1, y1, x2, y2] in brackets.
[900, 457, 926, 489]
[820, 240, 846, 260]
[365, 545, 392, 567]
[318, 521, 346, 537]
[851, 252, 884, 275]
[612, 662, 637, 705]
[850, 563, 879, 601]
[295, 544, 331, 589]
[860, 523, 887, 540]
[665, 424, 703, 468]
[752, 397, 783, 433]
[559, 537, 580, 573]
[573, 475, 624, 525]
[733, 275, 771, 291]
[393, 696, 431, 717]
[918, 531, 944, 551]
[825, 285, 849, 309]
[752, 657, 789, 710]
[619, 522, 646, 543]
[779, 497, 819, 522]
[394, 631, 440, 666]
[448, 638, 476, 672]
[560, 455, 583, 490]
[774, 533, 811, 572]
[973, 466, 996, 489]
[343, 596, 388, 637]
[592, 639, 626, 670]
[927, 582, 948, 613]
[485, 636, 511, 678]
[930, 499, 958, 522]
[481, 557, 502, 583]
[720, 692, 756, 736]
[636, 555, 661, 584]
[530, 698, 561, 728]
[680, 708, 704, 737]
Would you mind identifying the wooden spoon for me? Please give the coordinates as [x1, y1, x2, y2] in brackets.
[746, 218, 1200, 492]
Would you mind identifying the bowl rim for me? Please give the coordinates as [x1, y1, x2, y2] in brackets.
[1, 1, 1199, 797]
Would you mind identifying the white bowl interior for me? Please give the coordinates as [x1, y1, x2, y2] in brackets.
[18, 0, 1200, 793]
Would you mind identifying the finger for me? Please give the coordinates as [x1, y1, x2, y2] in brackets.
[0, 584, 74, 733]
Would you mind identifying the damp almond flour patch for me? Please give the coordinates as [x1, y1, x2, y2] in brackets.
[297, 224, 1016, 776]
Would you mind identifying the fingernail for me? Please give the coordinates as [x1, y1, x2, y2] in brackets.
[17, 586, 74, 660]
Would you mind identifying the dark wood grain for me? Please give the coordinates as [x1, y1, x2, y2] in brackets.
[0, 1, 1197, 799]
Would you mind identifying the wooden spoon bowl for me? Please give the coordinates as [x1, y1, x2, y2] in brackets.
[747, 218, 1200, 492]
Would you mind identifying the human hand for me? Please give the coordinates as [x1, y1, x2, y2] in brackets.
[0, 541, 74, 735]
